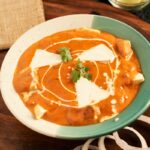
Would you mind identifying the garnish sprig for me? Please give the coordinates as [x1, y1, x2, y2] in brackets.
[59, 47, 72, 62]
[71, 59, 92, 82]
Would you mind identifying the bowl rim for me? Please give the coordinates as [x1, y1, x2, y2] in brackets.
[1, 14, 150, 139]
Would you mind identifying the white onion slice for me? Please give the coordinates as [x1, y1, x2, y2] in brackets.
[73, 115, 150, 150]
[73, 145, 99, 150]
[138, 115, 150, 124]
[113, 131, 139, 150]
[73, 145, 83, 150]
[125, 127, 148, 148]
[98, 135, 114, 150]
[81, 138, 96, 150]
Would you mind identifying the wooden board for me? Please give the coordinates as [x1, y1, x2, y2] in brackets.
[0, 0, 149, 149]
[43, 0, 150, 41]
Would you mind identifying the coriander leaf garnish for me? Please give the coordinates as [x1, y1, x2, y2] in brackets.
[76, 59, 84, 69]
[84, 73, 92, 80]
[71, 70, 80, 83]
[59, 47, 72, 62]
[83, 67, 89, 72]
[71, 59, 92, 82]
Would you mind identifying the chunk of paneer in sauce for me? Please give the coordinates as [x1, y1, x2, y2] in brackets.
[34, 104, 47, 119]
[116, 39, 144, 85]
[116, 38, 133, 59]
[67, 106, 97, 125]
[13, 68, 32, 93]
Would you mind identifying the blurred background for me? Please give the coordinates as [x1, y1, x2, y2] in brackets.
[99, 0, 150, 23]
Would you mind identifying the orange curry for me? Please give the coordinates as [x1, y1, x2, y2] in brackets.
[13, 28, 143, 126]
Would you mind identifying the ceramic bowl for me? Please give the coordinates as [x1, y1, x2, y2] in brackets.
[1, 14, 150, 139]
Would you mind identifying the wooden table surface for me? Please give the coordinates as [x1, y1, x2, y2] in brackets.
[0, 0, 149, 149]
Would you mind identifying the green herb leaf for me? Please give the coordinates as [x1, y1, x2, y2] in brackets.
[59, 47, 72, 62]
[71, 69, 80, 83]
[83, 67, 90, 72]
[84, 73, 92, 80]
[71, 59, 92, 82]
[76, 59, 84, 69]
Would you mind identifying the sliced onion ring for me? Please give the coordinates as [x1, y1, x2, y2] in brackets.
[81, 138, 96, 150]
[73, 115, 150, 150]
[73, 145, 99, 150]
[98, 135, 114, 150]
[138, 115, 150, 124]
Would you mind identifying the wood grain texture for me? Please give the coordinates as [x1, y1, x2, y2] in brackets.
[0, 0, 149, 149]
[43, 0, 150, 41]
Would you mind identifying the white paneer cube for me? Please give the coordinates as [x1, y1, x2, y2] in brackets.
[30, 49, 62, 69]
[75, 77, 110, 107]
[34, 104, 47, 119]
[78, 44, 115, 63]
[22, 92, 30, 102]
[133, 73, 145, 84]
